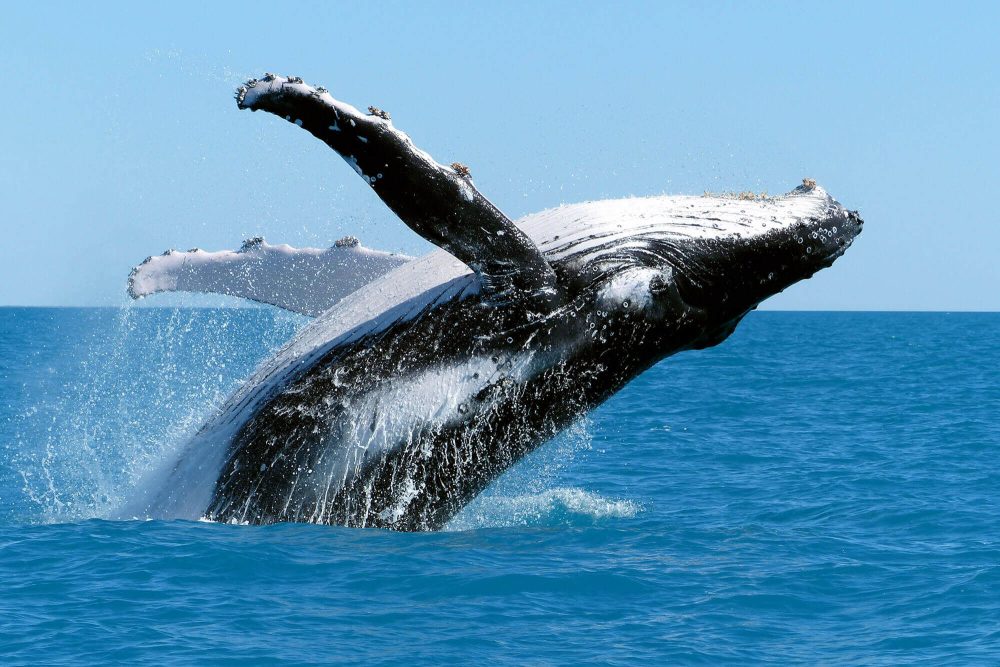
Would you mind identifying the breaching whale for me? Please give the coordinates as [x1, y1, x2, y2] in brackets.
[124, 74, 863, 530]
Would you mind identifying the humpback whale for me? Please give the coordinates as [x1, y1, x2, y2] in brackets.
[124, 74, 863, 530]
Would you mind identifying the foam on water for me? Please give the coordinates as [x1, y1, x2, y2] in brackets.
[447, 487, 641, 531]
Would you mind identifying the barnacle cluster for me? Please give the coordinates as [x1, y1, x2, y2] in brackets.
[334, 236, 361, 248]
[240, 236, 265, 252]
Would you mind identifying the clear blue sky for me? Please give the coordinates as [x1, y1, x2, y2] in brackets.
[1, 1, 997, 310]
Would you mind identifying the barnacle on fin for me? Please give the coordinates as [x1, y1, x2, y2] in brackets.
[334, 236, 361, 248]
[241, 236, 265, 251]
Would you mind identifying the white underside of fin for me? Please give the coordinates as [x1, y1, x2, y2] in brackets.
[128, 238, 413, 316]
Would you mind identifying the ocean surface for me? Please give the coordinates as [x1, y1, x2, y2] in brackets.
[1, 307, 997, 665]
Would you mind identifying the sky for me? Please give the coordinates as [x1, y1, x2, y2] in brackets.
[0, 1, 997, 310]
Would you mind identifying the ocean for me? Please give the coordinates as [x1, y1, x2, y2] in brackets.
[1, 308, 997, 664]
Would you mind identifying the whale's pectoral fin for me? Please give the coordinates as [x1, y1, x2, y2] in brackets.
[127, 237, 413, 316]
[237, 74, 560, 308]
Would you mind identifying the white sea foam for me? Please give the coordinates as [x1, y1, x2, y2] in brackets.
[445, 487, 641, 531]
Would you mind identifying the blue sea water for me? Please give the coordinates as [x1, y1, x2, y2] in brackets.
[1, 307, 998, 665]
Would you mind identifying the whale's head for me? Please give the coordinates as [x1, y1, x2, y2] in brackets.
[550, 181, 862, 348]
[659, 183, 862, 338]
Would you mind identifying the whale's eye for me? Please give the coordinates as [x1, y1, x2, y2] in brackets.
[649, 274, 669, 292]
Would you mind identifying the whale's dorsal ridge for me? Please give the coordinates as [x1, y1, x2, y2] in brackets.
[236, 74, 559, 309]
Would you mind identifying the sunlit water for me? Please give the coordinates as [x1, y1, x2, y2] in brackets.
[1, 308, 998, 664]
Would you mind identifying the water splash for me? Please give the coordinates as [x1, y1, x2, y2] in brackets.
[446, 487, 641, 531]
[4, 306, 639, 531]
[6, 305, 303, 524]
[447, 418, 639, 530]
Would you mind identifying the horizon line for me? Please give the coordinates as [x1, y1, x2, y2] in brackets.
[1, 305, 998, 315]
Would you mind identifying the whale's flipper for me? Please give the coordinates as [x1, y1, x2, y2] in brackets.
[128, 237, 412, 316]
[236, 74, 559, 307]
